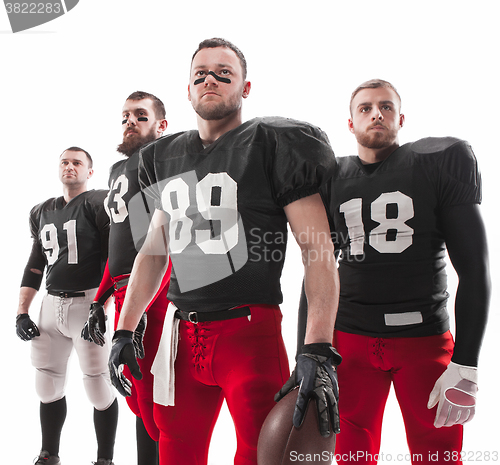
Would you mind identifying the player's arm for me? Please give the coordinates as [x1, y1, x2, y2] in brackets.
[427, 203, 490, 427]
[81, 193, 113, 345]
[18, 286, 39, 315]
[16, 239, 45, 340]
[94, 193, 111, 262]
[116, 208, 170, 331]
[109, 209, 170, 396]
[81, 259, 114, 345]
[276, 193, 341, 438]
[442, 203, 490, 366]
[285, 193, 338, 343]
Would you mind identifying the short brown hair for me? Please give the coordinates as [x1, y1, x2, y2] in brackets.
[350, 79, 401, 115]
[62, 146, 93, 168]
[126, 91, 166, 120]
[191, 38, 248, 80]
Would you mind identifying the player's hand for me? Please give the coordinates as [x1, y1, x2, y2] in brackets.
[275, 343, 342, 437]
[16, 314, 40, 341]
[427, 361, 477, 428]
[133, 312, 147, 360]
[109, 330, 143, 397]
[81, 302, 107, 346]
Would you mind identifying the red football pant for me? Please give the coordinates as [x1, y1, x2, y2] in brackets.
[334, 330, 463, 464]
[153, 305, 290, 465]
[114, 283, 169, 442]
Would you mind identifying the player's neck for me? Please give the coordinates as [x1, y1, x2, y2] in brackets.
[357, 142, 400, 165]
[62, 184, 88, 203]
[197, 111, 243, 146]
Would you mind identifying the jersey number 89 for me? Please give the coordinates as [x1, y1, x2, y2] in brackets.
[161, 172, 239, 255]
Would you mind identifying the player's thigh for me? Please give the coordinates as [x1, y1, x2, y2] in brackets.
[335, 331, 393, 419]
[143, 295, 168, 360]
[216, 306, 290, 445]
[155, 389, 224, 465]
[334, 331, 393, 462]
[153, 333, 225, 447]
[67, 289, 99, 339]
[66, 289, 110, 375]
[392, 332, 461, 453]
[155, 315, 223, 463]
[73, 333, 110, 375]
[392, 332, 453, 418]
[31, 294, 73, 371]
[139, 295, 168, 387]
[73, 328, 115, 409]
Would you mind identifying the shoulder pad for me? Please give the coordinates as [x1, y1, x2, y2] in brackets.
[85, 189, 109, 204]
[31, 197, 58, 214]
[411, 137, 478, 170]
[126, 151, 140, 170]
[411, 137, 466, 155]
[250, 116, 322, 133]
[110, 158, 127, 175]
[412, 137, 481, 204]
[146, 130, 194, 153]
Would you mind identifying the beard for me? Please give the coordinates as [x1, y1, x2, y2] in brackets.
[192, 93, 241, 121]
[354, 124, 399, 150]
[117, 126, 157, 157]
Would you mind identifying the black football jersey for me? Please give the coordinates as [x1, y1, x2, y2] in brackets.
[138, 117, 336, 312]
[104, 152, 144, 277]
[28, 190, 110, 292]
[323, 137, 481, 337]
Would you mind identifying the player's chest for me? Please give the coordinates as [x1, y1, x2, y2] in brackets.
[38, 206, 96, 264]
[328, 166, 440, 256]
[105, 164, 141, 225]
[155, 147, 275, 216]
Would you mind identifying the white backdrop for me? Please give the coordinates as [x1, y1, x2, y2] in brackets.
[1, 1, 498, 464]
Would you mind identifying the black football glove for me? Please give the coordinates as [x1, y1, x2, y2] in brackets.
[16, 314, 40, 341]
[275, 343, 342, 437]
[133, 312, 147, 360]
[109, 330, 143, 397]
[81, 302, 107, 346]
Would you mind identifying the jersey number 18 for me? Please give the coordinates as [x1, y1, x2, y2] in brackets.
[340, 191, 414, 255]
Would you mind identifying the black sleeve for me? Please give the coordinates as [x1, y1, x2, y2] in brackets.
[90, 190, 111, 262]
[21, 206, 46, 290]
[138, 142, 162, 207]
[272, 123, 336, 207]
[296, 280, 308, 357]
[96, 205, 110, 262]
[437, 140, 482, 207]
[439, 203, 490, 367]
[20, 239, 45, 290]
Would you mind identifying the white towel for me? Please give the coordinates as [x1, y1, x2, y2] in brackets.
[151, 302, 180, 406]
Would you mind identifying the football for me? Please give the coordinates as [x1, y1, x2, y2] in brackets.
[257, 388, 336, 465]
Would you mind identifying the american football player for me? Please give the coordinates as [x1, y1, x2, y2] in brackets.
[82, 91, 170, 465]
[109, 38, 341, 464]
[298, 79, 490, 464]
[16, 147, 118, 465]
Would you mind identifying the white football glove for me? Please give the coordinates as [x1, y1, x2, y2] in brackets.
[427, 361, 478, 428]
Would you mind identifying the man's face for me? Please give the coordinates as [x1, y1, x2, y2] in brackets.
[349, 87, 404, 150]
[188, 46, 250, 121]
[59, 151, 93, 186]
[118, 98, 163, 157]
